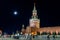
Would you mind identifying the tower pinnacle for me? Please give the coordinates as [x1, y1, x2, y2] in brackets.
[22, 24, 24, 28]
[33, 3, 36, 11]
[32, 3, 38, 18]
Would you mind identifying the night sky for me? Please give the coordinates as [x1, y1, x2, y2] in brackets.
[0, 0, 60, 33]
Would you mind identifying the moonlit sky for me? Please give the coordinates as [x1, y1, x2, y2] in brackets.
[14, 11, 18, 15]
[0, 0, 60, 33]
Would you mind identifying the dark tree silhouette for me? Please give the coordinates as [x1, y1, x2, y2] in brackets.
[58, 32, 60, 35]
[37, 32, 40, 35]
[41, 32, 47, 35]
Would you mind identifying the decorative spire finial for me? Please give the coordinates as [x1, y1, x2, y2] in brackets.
[22, 24, 24, 28]
[34, 3, 36, 10]
[33, 2, 36, 13]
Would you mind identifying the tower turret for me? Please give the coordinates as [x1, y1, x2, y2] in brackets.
[29, 3, 40, 28]
[21, 24, 25, 34]
[22, 24, 24, 29]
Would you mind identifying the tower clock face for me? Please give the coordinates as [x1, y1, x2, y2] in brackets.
[30, 19, 40, 28]
[30, 22, 35, 27]
[30, 20, 37, 27]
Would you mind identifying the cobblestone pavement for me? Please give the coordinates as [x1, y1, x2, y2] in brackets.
[0, 35, 60, 40]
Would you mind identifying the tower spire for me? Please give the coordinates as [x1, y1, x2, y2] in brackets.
[33, 3, 37, 13]
[32, 2, 38, 19]
[33, 3, 36, 11]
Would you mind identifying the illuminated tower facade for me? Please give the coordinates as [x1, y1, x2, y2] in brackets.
[29, 3, 40, 35]
[29, 3, 40, 28]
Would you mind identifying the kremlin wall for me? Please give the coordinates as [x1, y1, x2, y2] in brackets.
[21, 3, 60, 35]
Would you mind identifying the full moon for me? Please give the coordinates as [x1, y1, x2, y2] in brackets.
[14, 11, 18, 15]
